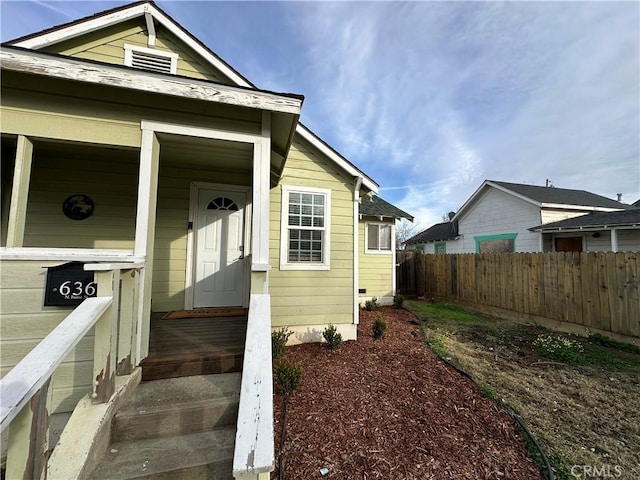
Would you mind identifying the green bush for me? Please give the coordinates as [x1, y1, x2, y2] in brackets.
[273, 357, 303, 395]
[363, 297, 379, 311]
[271, 327, 293, 359]
[373, 316, 387, 339]
[322, 324, 343, 350]
[393, 294, 404, 309]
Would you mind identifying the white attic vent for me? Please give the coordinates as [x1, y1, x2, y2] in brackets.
[123, 44, 178, 74]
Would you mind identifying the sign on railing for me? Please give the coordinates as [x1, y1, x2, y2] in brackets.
[44, 262, 97, 306]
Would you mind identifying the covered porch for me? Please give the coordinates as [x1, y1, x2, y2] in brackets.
[1, 46, 302, 480]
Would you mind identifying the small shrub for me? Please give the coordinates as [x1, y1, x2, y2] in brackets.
[363, 297, 379, 311]
[273, 357, 303, 395]
[323, 324, 343, 350]
[393, 294, 404, 309]
[271, 327, 293, 359]
[534, 334, 585, 364]
[373, 316, 387, 339]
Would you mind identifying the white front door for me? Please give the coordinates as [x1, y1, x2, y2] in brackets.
[193, 188, 246, 308]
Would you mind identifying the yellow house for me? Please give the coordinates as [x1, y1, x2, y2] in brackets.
[0, 2, 411, 478]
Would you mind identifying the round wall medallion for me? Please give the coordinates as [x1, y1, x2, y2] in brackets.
[62, 194, 94, 220]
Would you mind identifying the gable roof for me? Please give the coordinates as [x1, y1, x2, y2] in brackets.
[359, 195, 413, 221]
[453, 179, 628, 221]
[529, 208, 640, 232]
[406, 222, 458, 245]
[6, 0, 378, 193]
[491, 181, 628, 209]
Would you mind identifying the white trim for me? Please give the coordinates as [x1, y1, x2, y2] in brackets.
[353, 177, 362, 325]
[391, 223, 397, 296]
[134, 128, 158, 258]
[251, 112, 271, 271]
[123, 43, 178, 74]
[84, 262, 144, 271]
[6, 135, 33, 248]
[140, 120, 262, 144]
[185, 182, 252, 309]
[279, 185, 331, 271]
[1, 49, 302, 115]
[364, 222, 394, 254]
[0, 247, 139, 262]
[144, 11, 156, 48]
[611, 228, 619, 252]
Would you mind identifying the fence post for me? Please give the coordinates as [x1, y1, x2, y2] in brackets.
[5, 379, 53, 480]
[92, 270, 120, 403]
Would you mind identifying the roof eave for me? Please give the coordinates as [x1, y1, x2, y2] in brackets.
[0, 47, 303, 115]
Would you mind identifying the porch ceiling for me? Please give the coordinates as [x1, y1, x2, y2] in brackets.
[158, 134, 252, 171]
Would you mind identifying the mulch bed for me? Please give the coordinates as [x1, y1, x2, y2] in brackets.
[273, 307, 543, 479]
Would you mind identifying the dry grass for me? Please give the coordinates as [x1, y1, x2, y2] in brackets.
[406, 299, 640, 480]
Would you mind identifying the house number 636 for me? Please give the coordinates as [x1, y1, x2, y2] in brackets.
[59, 281, 97, 297]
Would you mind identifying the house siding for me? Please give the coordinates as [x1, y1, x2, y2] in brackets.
[269, 138, 355, 328]
[358, 219, 394, 303]
[456, 188, 542, 253]
[43, 19, 227, 83]
[0, 261, 93, 414]
[541, 209, 591, 224]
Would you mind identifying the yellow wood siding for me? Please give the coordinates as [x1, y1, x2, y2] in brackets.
[152, 166, 251, 312]
[43, 19, 228, 83]
[23, 154, 138, 249]
[269, 138, 355, 327]
[0, 261, 93, 414]
[358, 219, 395, 300]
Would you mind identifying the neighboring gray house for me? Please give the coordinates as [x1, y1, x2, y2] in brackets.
[407, 180, 631, 254]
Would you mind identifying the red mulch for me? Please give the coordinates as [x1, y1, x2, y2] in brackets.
[273, 307, 543, 480]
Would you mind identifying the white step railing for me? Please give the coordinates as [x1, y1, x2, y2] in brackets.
[0, 261, 143, 479]
[233, 293, 274, 480]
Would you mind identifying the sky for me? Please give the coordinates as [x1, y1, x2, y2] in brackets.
[1, 0, 639, 233]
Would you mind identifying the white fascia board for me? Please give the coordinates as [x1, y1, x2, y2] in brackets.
[1, 48, 302, 115]
[540, 204, 624, 212]
[11, 4, 149, 49]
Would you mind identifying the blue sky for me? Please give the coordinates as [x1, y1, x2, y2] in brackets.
[2, 1, 639, 231]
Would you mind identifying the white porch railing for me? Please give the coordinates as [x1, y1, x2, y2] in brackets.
[0, 261, 143, 480]
[233, 293, 274, 480]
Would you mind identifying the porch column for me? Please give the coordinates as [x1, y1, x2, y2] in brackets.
[251, 112, 271, 279]
[134, 128, 160, 363]
[611, 228, 618, 252]
[6, 135, 33, 247]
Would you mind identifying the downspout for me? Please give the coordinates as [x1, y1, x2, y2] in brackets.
[353, 176, 363, 325]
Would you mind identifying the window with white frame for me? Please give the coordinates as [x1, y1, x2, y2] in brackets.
[366, 222, 393, 253]
[123, 44, 178, 74]
[280, 186, 331, 270]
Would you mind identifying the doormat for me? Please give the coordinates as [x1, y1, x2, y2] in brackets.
[162, 308, 247, 319]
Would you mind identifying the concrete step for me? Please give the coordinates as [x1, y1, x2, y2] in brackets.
[88, 428, 235, 480]
[112, 373, 241, 442]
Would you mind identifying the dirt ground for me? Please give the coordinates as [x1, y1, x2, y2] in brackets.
[273, 307, 543, 479]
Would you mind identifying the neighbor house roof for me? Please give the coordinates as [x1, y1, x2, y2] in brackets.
[405, 222, 458, 245]
[633, 199, 640, 207]
[359, 195, 413, 221]
[529, 208, 640, 232]
[5, 0, 379, 193]
[453, 180, 628, 222]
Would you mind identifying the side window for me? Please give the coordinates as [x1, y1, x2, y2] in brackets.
[280, 186, 331, 270]
[366, 222, 393, 253]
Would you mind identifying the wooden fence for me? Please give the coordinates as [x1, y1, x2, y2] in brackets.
[396, 251, 640, 338]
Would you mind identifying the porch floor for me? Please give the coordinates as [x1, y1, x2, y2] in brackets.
[141, 311, 247, 381]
